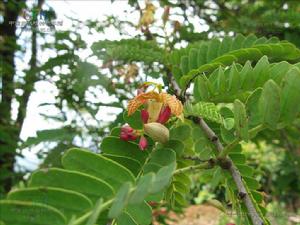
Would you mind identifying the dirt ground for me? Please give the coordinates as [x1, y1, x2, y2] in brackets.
[167, 204, 225, 225]
[164, 204, 300, 225]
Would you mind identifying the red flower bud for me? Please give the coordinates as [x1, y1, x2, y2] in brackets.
[139, 136, 148, 150]
[157, 106, 171, 124]
[141, 109, 149, 124]
[120, 125, 137, 141]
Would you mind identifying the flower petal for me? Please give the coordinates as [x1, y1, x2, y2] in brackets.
[160, 93, 183, 116]
[128, 91, 160, 116]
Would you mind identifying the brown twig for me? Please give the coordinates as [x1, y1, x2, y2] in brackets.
[191, 116, 264, 225]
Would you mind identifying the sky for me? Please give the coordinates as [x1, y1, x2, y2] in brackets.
[15, 0, 207, 171]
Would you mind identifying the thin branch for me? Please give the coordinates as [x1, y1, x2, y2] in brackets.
[166, 68, 182, 100]
[191, 116, 264, 225]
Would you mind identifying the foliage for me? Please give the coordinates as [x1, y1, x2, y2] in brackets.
[1, 1, 300, 225]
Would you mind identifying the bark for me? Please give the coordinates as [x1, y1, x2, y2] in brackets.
[0, 0, 24, 194]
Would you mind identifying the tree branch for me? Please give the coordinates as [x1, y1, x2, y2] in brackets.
[191, 116, 264, 225]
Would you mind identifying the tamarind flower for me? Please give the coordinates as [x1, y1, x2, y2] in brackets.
[127, 91, 183, 120]
[120, 85, 183, 150]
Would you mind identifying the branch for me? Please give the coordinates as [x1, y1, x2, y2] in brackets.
[166, 68, 183, 101]
[191, 116, 264, 225]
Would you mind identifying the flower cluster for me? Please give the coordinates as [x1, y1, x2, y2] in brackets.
[120, 84, 183, 150]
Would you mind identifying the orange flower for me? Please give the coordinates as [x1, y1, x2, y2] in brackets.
[127, 91, 183, 118]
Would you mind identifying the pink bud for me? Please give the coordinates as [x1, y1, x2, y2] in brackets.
[157, 106, 171, 124]
[141, 109, 149, 124]
[120, 125, 137, 141]
[121, 125, 134, 133]
[139, 136, 148, 150]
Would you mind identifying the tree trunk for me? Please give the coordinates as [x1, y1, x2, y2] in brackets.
[0, 0, 25, 195]
[0, 0, 44, 194]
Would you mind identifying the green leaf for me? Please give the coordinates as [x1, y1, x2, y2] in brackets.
[197, 43, 208, 66]
[29, 168, 114, 203]
[150, 162, 176, 193]
[170, 125, 191, 141]
[8, 187, 92, 220]
[101, 136, 148, 164]
[252, 56, 270, 88]
[163, 140, 185, 156]
[218, 36, 233, 56]
[116, 212, 137, 225]
[180, 56, 189, 75]
[223, 118, 235, 130]
[280, 67, 300, 124]
[251, 191, 263, 204]
[233, 100, 249, 142]
[229, 153, 246, 164]
[194, 139, 213, 160]
[123, 110, 143, 130]
[126, 202, 152, 225]
[109, 182, 132, 219]
[62, 148, 135, 191]
[194, 76, 211, 101]
[236, 164, 254, 177]
[144, 148, 176, 173]
[86, 199, 104, 225]
[231, 34, 246, 51]
[188, 48, 198, 70]
[184, 102, 223, 124]
[179, 36, 300, 87]
[220, 126, 236, 144]
[228, 63, 240, 92]
[129, 173, 154, 204]
[259, 80, 281, 129]
[242, 34, 257, 48]
[0, 200, 66, 225]
[246, 88, 263, 127]
[207, 38, 221, 62]
[244, 177, 260, 190]
[103, 154, 141, 176]
[216, 66, 226, 93]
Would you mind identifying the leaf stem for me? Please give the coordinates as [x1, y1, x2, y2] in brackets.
[71, 199, 114, 225]
[173, 160, 214, 175]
